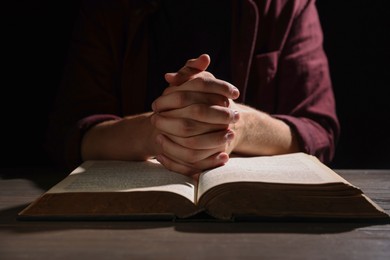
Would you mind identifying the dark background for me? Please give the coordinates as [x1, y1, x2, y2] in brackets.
[2, 0, 389, 169]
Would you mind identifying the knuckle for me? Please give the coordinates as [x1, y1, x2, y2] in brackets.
[184, 150, 201, 163]
[221, 108, 233, 121]
[181, 137, 196, 148]
[202, 71, 214, 79]
[176, 68, 188, 79]
[178, 119, 195, 136]
[192, 76, 208, 87]
[190, 104, 206, 118]
[165, 160, 198, 176]
[174, 92, 189, 107]
[220, 81, 232, 93]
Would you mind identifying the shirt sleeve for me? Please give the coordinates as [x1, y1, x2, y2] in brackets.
[272, 0, 340, 164]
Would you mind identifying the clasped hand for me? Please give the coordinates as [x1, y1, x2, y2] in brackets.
[151, 54, 241, 176]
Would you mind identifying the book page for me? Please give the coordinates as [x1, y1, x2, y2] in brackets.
[197, 153, 348, 200]
[47, 160, 197, 203]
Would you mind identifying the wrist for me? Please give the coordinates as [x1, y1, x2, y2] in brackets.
[81, 112, 159, 161]
[230, 104, 299, 156]
[81, 119, 119, 161]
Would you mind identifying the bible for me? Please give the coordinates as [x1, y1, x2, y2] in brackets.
[18, 153, 389, 221]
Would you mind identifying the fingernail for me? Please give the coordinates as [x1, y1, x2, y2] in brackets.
[225, 131, 234, 141]
[232, 88, 240, 99]
[223, 100, 230, 107]
[233, 110, 240, 123]
[216, 153, 229, 163]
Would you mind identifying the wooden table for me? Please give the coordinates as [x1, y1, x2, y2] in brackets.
[1, 168, 389, 259]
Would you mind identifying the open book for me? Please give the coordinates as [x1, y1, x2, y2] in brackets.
[18, 153, 389, 221]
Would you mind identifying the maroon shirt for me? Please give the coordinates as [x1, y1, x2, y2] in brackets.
[46, 0, 340, 170]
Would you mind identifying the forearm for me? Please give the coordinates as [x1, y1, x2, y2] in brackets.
[232, 103, 300, 156]
[81, 112, 159, 161]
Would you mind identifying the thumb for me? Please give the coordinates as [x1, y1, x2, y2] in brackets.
[165, 54, 211, 86]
